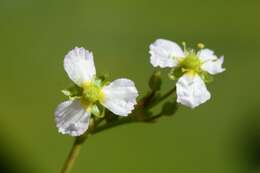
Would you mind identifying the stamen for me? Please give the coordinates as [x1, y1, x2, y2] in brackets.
[82, 81, 104, 104]
[197, 43, 205, 49]
[182, 41, 187, 52]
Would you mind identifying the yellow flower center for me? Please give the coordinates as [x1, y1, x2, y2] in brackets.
[80, 81, 104, 109]
[179, 53, 202, 75]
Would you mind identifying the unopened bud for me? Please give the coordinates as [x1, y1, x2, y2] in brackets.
[149, 71, 162, 91]
[161, 101, 178, 116]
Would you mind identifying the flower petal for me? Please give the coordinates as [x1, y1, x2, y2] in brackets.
[64, 47, 96, 86]
[55, 99, 90, 136]
[176, 74, 211, 108]
[201, 56, 225, 75]
[197, 48, 217, 62]
[101, 79, 138, 116]
[149, 39, 185, 68]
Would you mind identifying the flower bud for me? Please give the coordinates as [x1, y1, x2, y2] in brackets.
[149, 71, 162, 91]
[161, 101, 178, 116]
[90, 104, 105, 118]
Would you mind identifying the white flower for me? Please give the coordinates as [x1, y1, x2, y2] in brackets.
[149, 39, 185, 68]
[176, 74, 211, 108]
[55, 47, 138, 136]
[149, 39, 225, 108]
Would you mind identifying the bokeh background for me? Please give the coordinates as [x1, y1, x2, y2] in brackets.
[1, 0, 260, 172]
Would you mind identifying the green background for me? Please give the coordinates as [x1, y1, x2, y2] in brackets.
[1, 0, 260, 172]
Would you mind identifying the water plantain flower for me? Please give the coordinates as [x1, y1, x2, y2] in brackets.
[55, 47, 138, 136]
[149, 39, 225, 108]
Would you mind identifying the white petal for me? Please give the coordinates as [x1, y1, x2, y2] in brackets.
[55, 99, 90, 136]
[101, 79, 138, 116]
[197, 48, 217, 62]
[149, 39, 185, 68]
[201, 56, 225, 75]
[64, 47, 96, 86]
[176, 74, 211, 108]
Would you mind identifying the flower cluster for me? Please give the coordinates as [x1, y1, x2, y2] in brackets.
[55, 39, 225, 136]
[149, 39, 225, 108]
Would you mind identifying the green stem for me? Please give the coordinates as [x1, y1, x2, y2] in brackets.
[145, 113, 163, 122]
[148, 86, 176, 108]
[92, 86, 176, 134]
[92, 117, 134, 135]
[60, 86, 176, 173]
[60, 134, 88, 173]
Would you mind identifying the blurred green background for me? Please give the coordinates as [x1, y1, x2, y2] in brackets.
[1, 0, 260, 172]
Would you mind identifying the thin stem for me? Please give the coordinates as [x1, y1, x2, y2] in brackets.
[148, 86, 176, 108]
[92, 117, 134, 135]
[145, 113, 163, 122]
[60, 135, 88, 173]
[92, 86, 176, 135]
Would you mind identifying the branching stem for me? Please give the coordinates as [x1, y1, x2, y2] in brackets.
[60, 86, 176, 173]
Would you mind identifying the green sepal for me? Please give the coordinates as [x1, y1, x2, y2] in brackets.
[61, 84, 82, 98]
[199, 71, 214, 83]
[92, 78, 103, 88]
[98, 74, 109, 82]
[96, 74, 110, 87]
[161, 101, 178, 116]
[168, 67, 183, 81]
[90, 103, 105, 118]
[149, 71, 162, 91]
